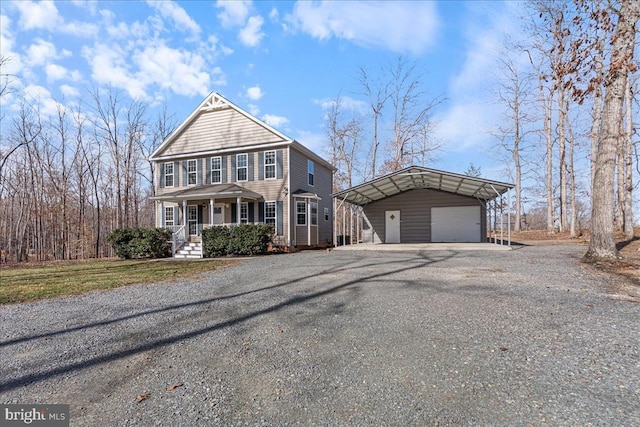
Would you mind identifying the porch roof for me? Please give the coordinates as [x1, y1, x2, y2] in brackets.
[150, 183, 263, 203]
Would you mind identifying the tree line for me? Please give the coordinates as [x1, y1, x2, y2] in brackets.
[1, 0, 638, 263]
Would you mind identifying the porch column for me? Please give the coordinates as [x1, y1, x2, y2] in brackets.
[209, 197, 215, 226]
[158, 201, 164, 227]
[182, 199, 187, 230]
[236, 196, 241, 225]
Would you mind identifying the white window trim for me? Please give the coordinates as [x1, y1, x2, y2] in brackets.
[237, 153, 248, 182]
[308, 160, 315, 186]
[311, 202, 318, 226]
[211, 156, 222, 184]
[265, 201, 277, 232]
[165, 207, 174, 226]
[240, 202, 249, 224]
[264, 150, 276, 180]
[296, 201, 307, 226]
[187, 159, 197, 186]
[164, 163, 174, 187]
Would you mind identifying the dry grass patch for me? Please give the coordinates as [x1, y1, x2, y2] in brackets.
[0, 259, 240, 305]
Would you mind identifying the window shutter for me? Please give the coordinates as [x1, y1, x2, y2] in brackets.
[197, 205, 203, 228]
[231, 155, 236, 182]
[205, 158, 211, 185]
[248, 153, 254, 181]
[222, 156, 228, 183]
[159, 163, 165, 188]
[276, 201, 283, 236]
[248, 202, 255, 223]
[231, 203, 237, 223]
[258, 152, 264, 180]
[258, 202, 265, 223]
[182, 160, 187, 187]
[276, 150, 283, 179]
[174, 161, 180, 186]
[197, 159, 202, 185]
[174, 206, 180, 225]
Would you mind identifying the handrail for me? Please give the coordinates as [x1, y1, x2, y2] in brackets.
[171, 225, 186, 257]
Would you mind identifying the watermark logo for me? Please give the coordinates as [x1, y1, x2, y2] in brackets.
[1, 405, 69, 426]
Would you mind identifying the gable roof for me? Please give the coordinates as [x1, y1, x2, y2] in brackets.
[332, 166, 514, 206]
[149, 92, 333, 170]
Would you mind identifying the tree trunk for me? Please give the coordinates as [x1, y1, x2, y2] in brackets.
[585, 0, 639, 260]
[623, 76, 634, 240]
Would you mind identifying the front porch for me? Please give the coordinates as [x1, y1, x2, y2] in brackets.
[151, 183, 266, 257]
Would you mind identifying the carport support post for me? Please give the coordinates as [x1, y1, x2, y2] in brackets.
[349, 204, 353, 245]
[507, 189, 511, 247]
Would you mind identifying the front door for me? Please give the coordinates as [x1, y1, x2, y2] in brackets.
[213, 204, 225, 225]
[385, 210, 401, 243]
[188, 205, 199, 236]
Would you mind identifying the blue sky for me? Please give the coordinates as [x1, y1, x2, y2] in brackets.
[0, 0, 526, 183]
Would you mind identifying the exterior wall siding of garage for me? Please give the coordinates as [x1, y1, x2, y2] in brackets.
[362, 188, 487, 243]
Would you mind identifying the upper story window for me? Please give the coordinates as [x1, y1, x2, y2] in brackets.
[211, 156, 222, 184]
[164, 162, 174, 187]
[324, 207, 330, 222]
[187, 159, 197, 185]
[308, 160, 315, 186]
[237, 153, 248, 182]
[296, 201, 306, 226]
[265, 150, 276, 179]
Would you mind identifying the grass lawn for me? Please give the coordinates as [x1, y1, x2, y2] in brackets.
[0, 259, 240, 305]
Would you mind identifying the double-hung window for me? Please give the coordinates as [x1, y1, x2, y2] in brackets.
[296, 201, 307, 226]
[324, 207, 330, 222]
[237, 153, 248, 181]
[164, 163, 174, 187]
[265, 201, 276, 231]
[240, 202, 249, 224]
[187, 159, 197, 185]
[265, 150, 276, 179]
[165, 207, 174, 227]
[211, 156, 222, 184]
[308, 160, 315, 186]
[311, 202, 318, 226]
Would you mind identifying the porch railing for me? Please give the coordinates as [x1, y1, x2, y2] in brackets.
[167, 225, 186, 257]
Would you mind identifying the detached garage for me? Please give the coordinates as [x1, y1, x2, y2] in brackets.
[332, 166, 514, 244]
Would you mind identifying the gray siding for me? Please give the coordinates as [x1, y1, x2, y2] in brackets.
[160, 108, 286, 156]
[288, 147, 333, 246]
[362, 189, 487, 243]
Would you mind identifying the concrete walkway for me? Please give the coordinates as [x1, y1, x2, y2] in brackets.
[333, 242, 513, 251]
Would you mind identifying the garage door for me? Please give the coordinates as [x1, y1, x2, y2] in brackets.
[431, 206, 481, 242]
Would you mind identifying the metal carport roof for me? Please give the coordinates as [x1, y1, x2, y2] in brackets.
[332, 166, 514, 206]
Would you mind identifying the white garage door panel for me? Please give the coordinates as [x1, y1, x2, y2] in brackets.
[431, 206, 481, 242]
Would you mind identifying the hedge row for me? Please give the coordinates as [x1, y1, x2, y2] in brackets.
[202, 224, 274, 257]
[106, 227, 172, 259]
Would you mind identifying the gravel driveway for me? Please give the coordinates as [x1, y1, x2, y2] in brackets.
[1, 246, 639, 426]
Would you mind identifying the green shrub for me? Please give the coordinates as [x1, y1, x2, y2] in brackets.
[202, 224, 274, 257]
[106, 227, 172, 259]
[202, 226, 232, 258]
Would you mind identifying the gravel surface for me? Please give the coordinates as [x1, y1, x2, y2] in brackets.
[1, 245, 639, 426]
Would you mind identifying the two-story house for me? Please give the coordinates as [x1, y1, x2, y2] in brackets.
[149, 92, 334, 256]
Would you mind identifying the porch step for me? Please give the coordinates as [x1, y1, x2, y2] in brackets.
[174, 242, 203, 258]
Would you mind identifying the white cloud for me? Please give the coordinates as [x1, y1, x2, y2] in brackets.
[45, 63, 68, 82]
[147, 0, 200, 34]
[216, 0, 251, 28]
[286, 1, 440, 54]
[60, 84, 80, 98]
[248, 103, 259, 116]
[22, 84, 61, 117]
[246, 85, 263, 101]
[25, 39, 58, 67]
[83, 43, 147, 99]
[14, 1, 97, 37]
[269, 7, 279, 22]
[262, 114, 289, 129]
[315, 96, 368, 116]
[294, 130, 327, 157]
[15, 1, 62, 31]
[239, 15, 264, 47]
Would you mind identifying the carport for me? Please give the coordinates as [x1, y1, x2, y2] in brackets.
[332, 166, 514, 247]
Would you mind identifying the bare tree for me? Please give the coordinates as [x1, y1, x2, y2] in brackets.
[585, 0, 639, 260]
[359, 67, 390, 180]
